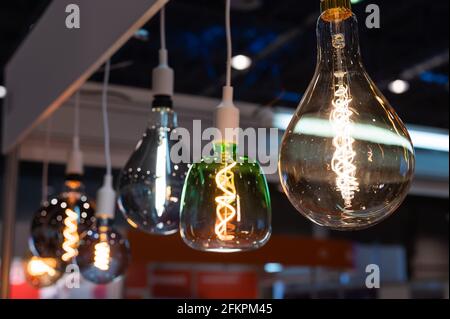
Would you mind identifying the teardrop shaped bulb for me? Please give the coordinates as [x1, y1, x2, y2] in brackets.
[180, 143, 272, 252]
[118, 105, 186, 235]
[279, 4, 415, 230]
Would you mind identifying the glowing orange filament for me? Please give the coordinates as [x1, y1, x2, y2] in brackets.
[94, 234, 110, 271]
[330, 79, 359, 207]
[214, 162, 241, 241]
[62, 208, 79, 262]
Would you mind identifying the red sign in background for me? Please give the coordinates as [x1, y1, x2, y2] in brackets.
[125, 263, 259, 299]
[196, 270, 258, 299]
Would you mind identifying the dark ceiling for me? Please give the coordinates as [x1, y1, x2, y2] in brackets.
[0, 0, 449, 130]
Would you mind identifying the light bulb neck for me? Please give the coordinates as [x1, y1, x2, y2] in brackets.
[213, 142, 238, 160]
[317, 12, 362, 70]
[96, 217, 113, 229]
[63, 176, 83, 192]
[148, 104, 177, 129]
[96, 174, 116, 219]
[152, 49, 174, 97]
[320, 0, 351, 12]
[215, 86, 240, 144]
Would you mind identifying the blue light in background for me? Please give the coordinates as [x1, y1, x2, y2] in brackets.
[249, 32, 278, 54]
[276, 91, 303, 103]
[134, 28, 149, 41]
[264, 263, 284, 273]
[340, 272, 351, 285]
[273, 280, 285, 299]
[420, 72, 449, 86]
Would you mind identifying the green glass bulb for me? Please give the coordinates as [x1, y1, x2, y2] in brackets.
[180, 142, 272, 253]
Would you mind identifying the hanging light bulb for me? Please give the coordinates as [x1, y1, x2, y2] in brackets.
[77, 60, 129, 284]
[179, 0, 271, 253]
[24, 255, 63, 288]
[76, 215, 129, 284]
[118, 6, 186, 235]
[24, 119, 63, 288]
[30, 182, 95, 265]
[30, 93, 96, 265]
[278, 0, 415, 230]
[77, 182, 130, 284]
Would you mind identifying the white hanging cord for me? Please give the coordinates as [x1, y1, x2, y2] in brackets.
[225, 0, 232, 88]
[73, 91, 80, 150]
[74, 91, 80, 143]
[42, 117, 52, 203]
[66, 91, 84, 176]
[102, 59, 112, 177]
[97, 59, 116, 220]
[215, 0, 239, 141]
[153, 5, 174, 96]
[160, 6, 166, 51]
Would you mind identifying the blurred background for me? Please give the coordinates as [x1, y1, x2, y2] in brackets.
[0, 0, 448, 299]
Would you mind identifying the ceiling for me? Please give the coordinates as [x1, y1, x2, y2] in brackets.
[0, 0, 448, 131]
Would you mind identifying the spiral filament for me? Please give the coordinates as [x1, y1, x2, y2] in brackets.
[330, 76, 359, 208]
[214, 161, 241, 241]
[94, 234, 111, 271]
[62, 208, 79, 262]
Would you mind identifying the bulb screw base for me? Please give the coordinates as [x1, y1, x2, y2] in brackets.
[96, 174, 116, 219]
[152, 95, 173, 109]
[66, 137, 84, 176]
[152, 49, 174, 97]
[215, 86, 240, 143]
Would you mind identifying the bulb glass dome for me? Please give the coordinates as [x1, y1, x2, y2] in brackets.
[76, 218, 130, 284]
[180, 143, 271, 252]
[279, 2, 415, 230]
[118, 105, 186, 235]
[30, 177, 96, 263]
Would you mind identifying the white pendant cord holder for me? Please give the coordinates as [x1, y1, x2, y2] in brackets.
[97, 59, 116, 220]
[66, 91, 84, 176]
[215, 0, 239, 142]
[152, 6, 174, 97]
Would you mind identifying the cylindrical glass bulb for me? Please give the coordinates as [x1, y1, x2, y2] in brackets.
[118, 105, 186, 235]
[279, 4, 415, 230]
[76, 218, 130, 284]
[180, 143, 271, 252]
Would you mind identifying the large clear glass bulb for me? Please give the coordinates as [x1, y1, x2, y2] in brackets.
[30, 176, 96, 264]
[180, 143, 271, 252]
[118, 101, 186, 235]
[76, 218, 130, 284]
[279, 1, 415, 230]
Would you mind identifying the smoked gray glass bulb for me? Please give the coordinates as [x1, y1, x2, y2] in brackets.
[30, 177, 96, 265]
[76, 218, 130, 284]
[118, 106, 186, 235]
